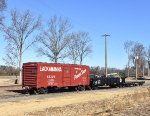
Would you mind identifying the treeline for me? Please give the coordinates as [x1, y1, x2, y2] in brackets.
[90, 66, 149, 77]
[0, 65, 19, 76]
[90, 66, 124, 76]
[124, 40, 150, 77]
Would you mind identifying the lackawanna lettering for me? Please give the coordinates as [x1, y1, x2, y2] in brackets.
[40, 66, 62, 72]
[74, 69, 86, 79]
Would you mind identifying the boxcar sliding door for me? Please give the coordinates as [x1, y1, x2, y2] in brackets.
[63, 66, 71, 86]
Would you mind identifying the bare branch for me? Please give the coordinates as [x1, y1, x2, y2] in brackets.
[37, 16, 72, 63]
[68, 31, 92, 64]
[0, 9, 41, 83]
[77, 32, 92, 65]
[67, 33, 80, 64]
[3, 44, 19, 67]
[0, 0, 6, 11]
[124, 40, 134, 77]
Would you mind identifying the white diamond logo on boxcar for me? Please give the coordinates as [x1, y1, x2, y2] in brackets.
[74, 69, 86, 80]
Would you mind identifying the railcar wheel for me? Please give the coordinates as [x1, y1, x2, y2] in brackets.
[93, 86, 98, 90]
[80, 86, 85, 91]
[44, 88, 48, 93]
[79, 86, 86, 91]
[29, 89, 36, 95]
[88, 86, 92, 90]
[38, 88, 48, 94]
[75, 86, 85, 91]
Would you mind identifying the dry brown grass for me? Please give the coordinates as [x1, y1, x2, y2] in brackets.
[0, 86, 150, 116]
[27, 87, 150, 116]
[0, 76, 17, 86]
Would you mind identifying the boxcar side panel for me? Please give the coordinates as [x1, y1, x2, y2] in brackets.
[71, 65, 90, 86]
[37, 63, 63, 88]
[23, 62, 90, 89]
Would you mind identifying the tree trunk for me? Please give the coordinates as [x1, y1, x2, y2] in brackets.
[135, 59, 138, 80]
[143, 66, 145, 77]
[127, 54, 130, 77]
[80, 57, 82, 65]
[74, 59, 76, 64]
[148, 62, 150, 77]
[54, 56, 57, 63]
[127, 65, 130, 77]
[148, 67, 150, 77]
[19, 52, 22, 84]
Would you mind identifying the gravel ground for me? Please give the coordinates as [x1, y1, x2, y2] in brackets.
[0, 82, 149, 103]
[0, 77, 149, 102]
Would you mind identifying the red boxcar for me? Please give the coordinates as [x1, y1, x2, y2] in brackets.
[22, 62, 90, 92]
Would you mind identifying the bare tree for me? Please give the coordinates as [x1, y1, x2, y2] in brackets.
[37, 16, 72, 63]
[77, 32, 92, 65]
[68, 33, 80, 64]
[124, 40, 134, 77]
[67, 32, 92, 64]
[146, 46, 150, 76]
[131, 42, 145, 77]
[90, 66, 101, 75]
[0, 9, 41, 83]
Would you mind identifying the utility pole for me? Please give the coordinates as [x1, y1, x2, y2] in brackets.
[102, 34, 110, 77]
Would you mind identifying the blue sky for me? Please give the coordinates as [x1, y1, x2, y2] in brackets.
[0, 0, 150, 69]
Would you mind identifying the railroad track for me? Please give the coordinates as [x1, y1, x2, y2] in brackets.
[0, 82, 149, 103]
